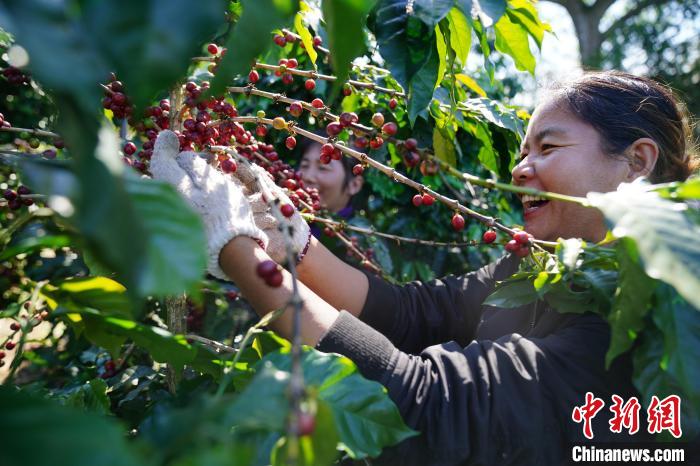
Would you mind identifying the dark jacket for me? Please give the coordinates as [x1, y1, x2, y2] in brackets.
[316, 253, 649, 465]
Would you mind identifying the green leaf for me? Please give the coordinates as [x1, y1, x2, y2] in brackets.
[270, 401, 341, 466]
[408, 38, 440, 124]
[472, 17, 494, 82]
[494, 11, 535, 74]
[62, 311, 222, 378]
[434, 25, 447, 89]
[605, 239, 656, 368]
[506, 0, 550, 49]
[447, 8, 472, 65]
[634, 286, 700, 439]
[473, 0, 506, 26]
[414, 0, 454, 28]
[370, 0, 433, 91]
[20, 151, 207, 302]
[0, 234, 71, 261]
[61, 379, 111, 415]
[210, 0, 298, 97]
[124, 175, 207, 297]
[433, 126, 457, 167]
[484, 278, 537, 308]
[654, 177, 700, 200]
[459, 97, 525, 138]
[455, 73, 486, 97]
[588, 183, 700, 310]
[0, 386, 148, 466]
[233, 348, 417, 459]
[43, 276, 132, 319]
[295, 12, 318, 65]
[0, 1, 108, 115]
[83, 0, 227, 110]
[322, 0, 376, 91]
[474, 123, 498, 173]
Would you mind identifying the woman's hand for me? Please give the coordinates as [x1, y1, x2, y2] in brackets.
[150, 130, 268, 280]
[234, 162, 310, 264]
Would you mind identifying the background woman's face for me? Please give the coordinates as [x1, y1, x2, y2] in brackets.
[299, 145, 352, 213]
[512, 99, 632, 242]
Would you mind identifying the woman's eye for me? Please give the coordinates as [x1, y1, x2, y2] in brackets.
[541, 144, 556, 154]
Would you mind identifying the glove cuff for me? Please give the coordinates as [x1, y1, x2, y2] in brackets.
[207, 218, 269, 280]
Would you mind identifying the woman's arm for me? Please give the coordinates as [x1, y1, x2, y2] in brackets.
[295, 235, 369, 318]
[219, 236, 339, 345]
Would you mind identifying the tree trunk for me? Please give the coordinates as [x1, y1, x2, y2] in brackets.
[547, 0, 617, 68]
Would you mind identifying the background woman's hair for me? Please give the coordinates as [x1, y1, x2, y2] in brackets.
[551, 70, 699, 183]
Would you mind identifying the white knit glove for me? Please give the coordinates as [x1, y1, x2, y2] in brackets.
[234, 162, 310, 264]
[150, 130, 268, 280]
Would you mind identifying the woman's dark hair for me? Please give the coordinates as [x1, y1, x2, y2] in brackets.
[551, 71, 699, 183]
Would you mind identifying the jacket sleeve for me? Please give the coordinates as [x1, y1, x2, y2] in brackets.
[358, 253, 520, 354]
[317, 310, 622, 465]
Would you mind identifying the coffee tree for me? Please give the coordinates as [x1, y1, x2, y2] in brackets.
[0, 1, 698, 465]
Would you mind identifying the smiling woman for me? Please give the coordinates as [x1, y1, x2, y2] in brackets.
[515, 71, 698, 243]
[153, 71, 699, 465]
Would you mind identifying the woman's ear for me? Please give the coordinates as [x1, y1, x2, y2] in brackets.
[625, 137, 659, 181]
[346, 174, 364, 196]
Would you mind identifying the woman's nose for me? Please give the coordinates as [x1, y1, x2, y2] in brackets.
[511, 158, 535, 184]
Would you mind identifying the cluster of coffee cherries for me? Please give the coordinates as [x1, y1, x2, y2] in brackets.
[273, 30, 323, 50]
[2, 185, 33, 210]
[0, 304, 50, 367]
[102, 74, 133, 119]
[204, 43, 226, 74]
[256, 260, 283, 287]
[505, 230, 532, 257]
[2, 66, 30, 86]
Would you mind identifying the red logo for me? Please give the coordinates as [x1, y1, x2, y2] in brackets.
[609, 395, 641, 435]
[647, 395, 682, 438]
[572, 392, 606, 439]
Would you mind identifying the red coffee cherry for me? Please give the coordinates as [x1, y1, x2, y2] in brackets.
[305, 79, 316, 91]
[389, 98, 398, 110]
[123, 142, 137, 155]
[248, 70, 260, 83]
[352, 164, 364, 176]
[256, 260, 278, 279]
[482, 230, 497, 244]
[285, 136, 297, 150]
[513, 231, 531, 245]
[381, 122, 397, 136]
[422, 194, 434, 206]
[288, 101, 304, 118]
[505, 239, 520, 253]
[451, 213, 465, 231]
[412, 194, 423, 207]
[311, 98, 324, 109]
[280, 203, 295, 218]
[265, 270, 284, 287]
[273, 34, 286, 47]
[207, 43, 219, 55]
[298, 412, 316, 436]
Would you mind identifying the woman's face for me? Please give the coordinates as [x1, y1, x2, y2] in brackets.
[512, 99, 633, 242]
[299, 145, 358, 213]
